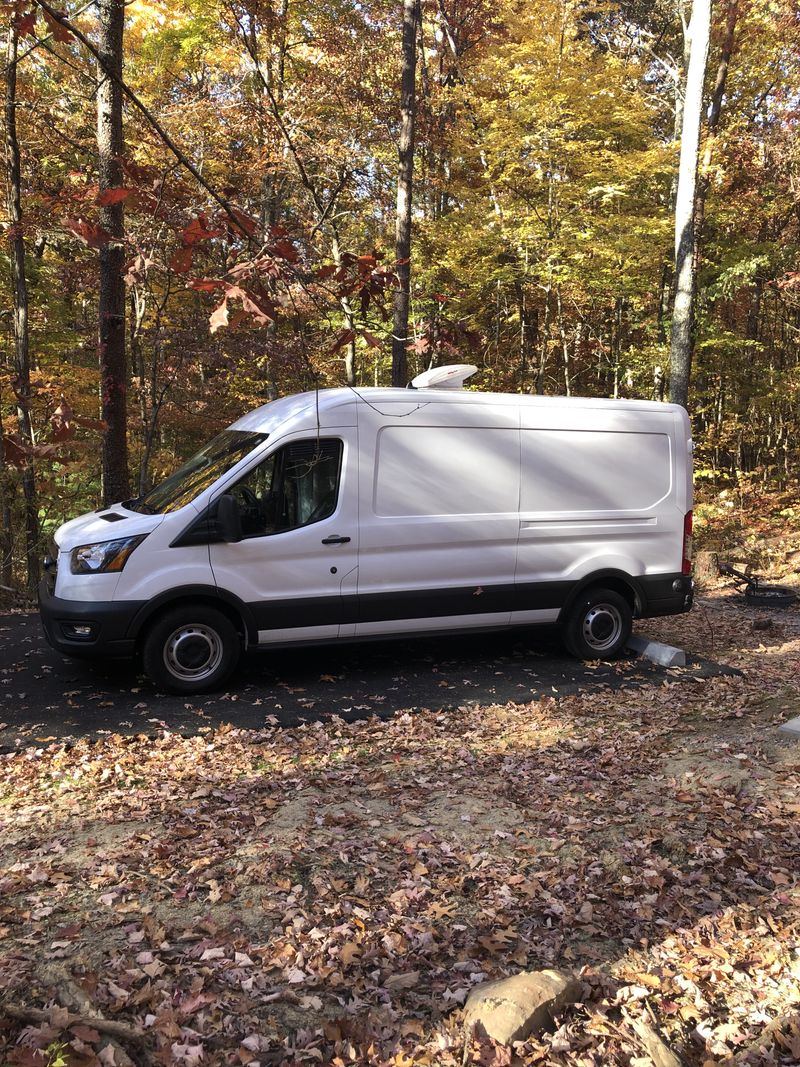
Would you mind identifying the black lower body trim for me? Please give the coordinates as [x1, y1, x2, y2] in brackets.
[39, 570, 693, 663]
[249, 575, 692, 632]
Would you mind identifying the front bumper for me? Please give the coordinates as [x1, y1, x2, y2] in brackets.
[39, 576, 144, 659]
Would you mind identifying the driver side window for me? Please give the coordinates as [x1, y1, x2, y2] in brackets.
[229, 438, 343, 538]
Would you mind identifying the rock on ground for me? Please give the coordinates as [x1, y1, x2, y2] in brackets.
[463, 969, 581, 1045]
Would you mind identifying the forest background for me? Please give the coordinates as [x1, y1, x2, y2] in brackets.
[1, 0, 799, 597]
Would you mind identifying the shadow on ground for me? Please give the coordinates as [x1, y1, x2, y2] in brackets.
[0, 612, 737, 748]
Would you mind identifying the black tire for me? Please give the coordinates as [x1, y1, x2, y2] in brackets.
[562, 587, 633, 660]
[745, 585, 797, 608]
[142, 605, 241, 694]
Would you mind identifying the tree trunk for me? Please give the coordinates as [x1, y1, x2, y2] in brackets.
[693, 2, 738, 264]
[0, 402, 14, 590]
[391, 0, 420, 388]
[97, 0, 130, 505]
[669, 0, 711, 410]
[5, 23, 39, 597]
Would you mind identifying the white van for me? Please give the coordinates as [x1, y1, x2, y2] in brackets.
[40, 366, 694, 693]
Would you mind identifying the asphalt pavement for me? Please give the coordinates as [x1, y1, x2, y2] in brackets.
[0, 612, 736, 749]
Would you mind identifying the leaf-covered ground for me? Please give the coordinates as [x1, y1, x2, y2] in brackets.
[1, 579, 799, 1066]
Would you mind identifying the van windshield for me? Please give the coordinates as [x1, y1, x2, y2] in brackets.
[125, 430, 268, 515]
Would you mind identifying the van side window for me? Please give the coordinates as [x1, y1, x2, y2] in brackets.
[229, 438, 342, 538]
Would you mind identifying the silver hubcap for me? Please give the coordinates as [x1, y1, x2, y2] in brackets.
[582, 603, 623, 652]
[163, 624, 224, 682]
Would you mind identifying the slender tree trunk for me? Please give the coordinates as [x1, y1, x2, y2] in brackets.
[5, 23, 39, 597]
[391, 0, 420, 387]
[669, 0, 711, 409]
[0, 399, 13, 590]
[97, 0, 130, 504]
[694, 2, 738, 258]
[534, 285, 552, 395]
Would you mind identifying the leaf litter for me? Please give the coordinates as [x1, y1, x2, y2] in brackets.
[0, 584, 798, 1066]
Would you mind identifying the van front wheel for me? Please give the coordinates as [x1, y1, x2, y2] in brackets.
[142, 606, 240, 693]
[562, 588, 632, 660]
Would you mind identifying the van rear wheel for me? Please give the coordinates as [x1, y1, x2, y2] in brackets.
[562, 588, 632, 660]
[142, 605, 240, 694]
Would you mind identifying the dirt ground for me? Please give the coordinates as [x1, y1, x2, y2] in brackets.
[0, 582, 799, 1066]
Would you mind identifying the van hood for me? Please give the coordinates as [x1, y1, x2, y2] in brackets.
[54, 505, 169, 551]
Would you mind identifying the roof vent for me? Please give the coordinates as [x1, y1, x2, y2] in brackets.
[410, 364, 478, 390]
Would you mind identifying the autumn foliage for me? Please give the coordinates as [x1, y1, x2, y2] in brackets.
[0, 0, 799, 588]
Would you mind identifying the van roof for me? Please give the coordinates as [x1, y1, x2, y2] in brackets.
[230, 386, 683, 434]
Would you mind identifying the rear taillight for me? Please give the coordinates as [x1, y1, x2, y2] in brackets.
[682, 510, 693, 576]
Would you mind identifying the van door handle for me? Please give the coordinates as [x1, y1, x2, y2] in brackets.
[321, 535, 351, 545]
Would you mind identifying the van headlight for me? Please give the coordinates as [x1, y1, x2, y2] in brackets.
[70, 535, 147, 575]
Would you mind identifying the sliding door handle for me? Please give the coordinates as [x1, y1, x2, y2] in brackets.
[321, 535, 351, 545]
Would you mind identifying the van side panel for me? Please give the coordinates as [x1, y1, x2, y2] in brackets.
[514, 406, 686, 623]
[355, 402, 521, 636]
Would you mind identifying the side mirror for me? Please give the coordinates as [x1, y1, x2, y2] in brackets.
[216, 494, 243, 543]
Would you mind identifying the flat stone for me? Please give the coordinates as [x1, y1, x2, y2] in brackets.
[464, 969, 580, 1045]
[778, 716, 800, 739]
[627, 635, 687, 668]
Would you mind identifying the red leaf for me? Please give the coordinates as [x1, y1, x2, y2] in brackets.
[209, 299, 229, 334]
[64, 218, 112, 249]
[169, 246, 194, 274]
[120, 157, 156, 185]
[271, 237, 298, 262]
[51, 399, 74, 441]
[97, 187, 131, 207]
[316, 264, 337, 280]
[42, 9, 74, 43]
[188, 277, 226, 292]
[235, 287, 275, 325]
[183, 215, 223, 245]
[72, 415, 107, 433]
[329, 329, 355, 353]
[1, 435, 28, 467]
[408, 337, 430, 353]
[225, 206, 258, 237]
[15, 12, 37, 36]
[362, 330, 383, 349]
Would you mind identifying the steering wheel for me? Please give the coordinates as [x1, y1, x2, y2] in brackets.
[238, 486, 260, 510]
[236, 485, 265, 531]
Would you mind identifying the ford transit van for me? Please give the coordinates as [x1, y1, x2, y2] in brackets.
[39, 366, 694, 693]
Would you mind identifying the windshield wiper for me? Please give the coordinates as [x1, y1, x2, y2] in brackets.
[123, 497, 156, 514]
